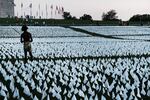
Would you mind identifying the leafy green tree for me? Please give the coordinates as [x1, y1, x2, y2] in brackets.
[80, 14, 92, 20]
[72, 16, 77, 20]
[62, 12, 72, 20]
[129, 14, 150, 22]
[102, 10, 119, 21]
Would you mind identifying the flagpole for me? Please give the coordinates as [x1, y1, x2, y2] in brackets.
[30, 3, 32, 18]
[62, 7, 64, 19]
[55, 6, 57, 19]
[46, 4, 48, 19]
[42, 11, 43, 18]
[24, 12, 25, 18]
[36, 11, 38, 19]
[21, 3, 23, 18]
[39, 4, 41, 19]
[51, 5, 53, 19]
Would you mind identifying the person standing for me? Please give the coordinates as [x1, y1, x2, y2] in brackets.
[21, 25, 33, 62]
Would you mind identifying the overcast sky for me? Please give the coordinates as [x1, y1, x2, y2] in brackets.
[14, 0, 150, 21]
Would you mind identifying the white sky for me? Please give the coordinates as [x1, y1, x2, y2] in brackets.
[14, 0, 150, 21]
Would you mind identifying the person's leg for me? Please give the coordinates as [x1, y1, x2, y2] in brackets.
[24, 49, 27, 62]
[28, 44, 33, 60]
[29, 51, 33, 60]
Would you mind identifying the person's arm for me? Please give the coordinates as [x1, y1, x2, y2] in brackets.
[30, 34, 33, 42]
[21, 34, 24, 43]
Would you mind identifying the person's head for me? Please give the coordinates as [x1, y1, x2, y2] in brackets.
[21, 25, 28, 31]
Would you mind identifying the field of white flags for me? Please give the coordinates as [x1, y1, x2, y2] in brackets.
[0, 26, 150, 100]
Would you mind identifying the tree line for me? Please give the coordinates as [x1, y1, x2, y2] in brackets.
[62, 12, 92, 20]
[1, 9, 150, 26]
[62, 10, 150, 22]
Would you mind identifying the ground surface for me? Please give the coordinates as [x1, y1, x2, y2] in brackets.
[0, 26, 150, 100]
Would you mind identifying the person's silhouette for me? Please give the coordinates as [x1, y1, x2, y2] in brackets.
[21, 25, 33, 62]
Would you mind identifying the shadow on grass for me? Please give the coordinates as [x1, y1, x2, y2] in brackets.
[108, 34, 150, 37]
[62, 26, 123, 40]
[62, 26, 150, 42]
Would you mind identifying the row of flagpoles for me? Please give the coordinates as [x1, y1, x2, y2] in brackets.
[17, 3, 64, 19]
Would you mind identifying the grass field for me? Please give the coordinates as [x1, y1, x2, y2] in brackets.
[0, 26, 150, 100]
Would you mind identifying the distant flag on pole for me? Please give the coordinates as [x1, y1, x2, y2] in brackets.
[29, 3, 32, 17]
[21, 3, 23, 8]
[21, 3, 23, 17]
[38, 4, 41, 18]
[56, 6, 58, 11]
[62, 7, 64, 13]
[29, 3, 32, 8]
[39, 4, 40, 10]
[51, 5, 53, 18]
[46, 4, 48, 18]
[55, 6, 58, 16]
[55, 8, 57, 15]
[58, 6, 61, 14]
[51, 5, 53, 9]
